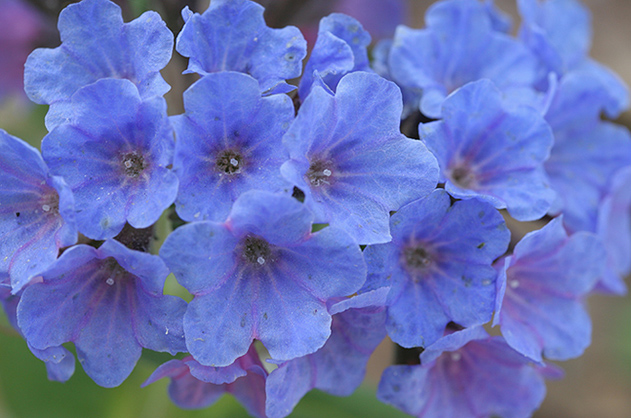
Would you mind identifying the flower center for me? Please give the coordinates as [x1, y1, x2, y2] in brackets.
[403, 246, 433, 271]
[40, 191, 60, 216]
[241, 235, 273, 266]
[121, 152, 146, 178]
[449, 165, 476, 189]
[216, 149, 243, 175]
[307, 159, 333, 187]
[101, 257, 129, 286]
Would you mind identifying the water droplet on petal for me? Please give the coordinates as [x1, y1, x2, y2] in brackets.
[257, 256, 266, 265]
[42, 204, 51, 212]
[510, 280, 519, 289]
[230, 158, 239, 167]
[323, 169, 332, 177]
[106, 277, 115, 286]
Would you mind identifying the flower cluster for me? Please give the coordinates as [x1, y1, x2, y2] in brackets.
[1, 0, 629, 417]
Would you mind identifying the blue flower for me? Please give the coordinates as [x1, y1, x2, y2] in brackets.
[420, 79, 555, 221]
[17, 239, 187, 387]
[298, 13, 372, 99]
[388, 0, 538, 118]
[177, 0, 306, 94]
[28, 344, 76, 383]
[160, 190, 366, 367]
[24, 0, 173, 129]
[41, 78, 178, 240]
[265, 288, 388, 418]
[142, 345, 267, 415]
[594, 166, 631, 295]
[517, 0, 590, 74]
[172, 71, 294, 222]
[363, 190, 509, 348]
[281, 71, 439, 245]
[483, 0, 513, 33]
[494, 217, 604, 362]
[371, 39, 423, 119]
[1, 274, 76, 382]
[517, 0, 628, 116]
[378, 326, 554, 418]
[544, 72, 631, 233]
[0, 129, 77, 293]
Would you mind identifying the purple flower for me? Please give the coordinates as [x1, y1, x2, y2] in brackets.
[420, 79, 555, 221]
[0, 0, 43, 102]
[335, 0, 408, 40]
[494, 217, 604, 362]
[24, 0, 173, 129]
[388, 0, 538, 118]
[177, 0, 307, 94]
[298, 13, 372, 99]
[266, 288, 388, 418]
[0, 129, 77, 293]
[17, 239, 187, 387]
[143, 345, 267, 415]
[172, 71, 294, 222]
[160, 190, 366, 367]
[257, 0, 407, 44]
[41, 78, 178, 240]
[364, 190, 509, 348]
[281, 71, 439, 245]
[378, 327, 552, 418]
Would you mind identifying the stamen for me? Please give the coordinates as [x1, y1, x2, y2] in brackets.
[216, 149, 243, 175]
[404, 246, 433, 270]
[241, 235, 273, 267]
[450, 165, 476, 188]
[121, 152, 146, 178]
[307, 159, 334, 187]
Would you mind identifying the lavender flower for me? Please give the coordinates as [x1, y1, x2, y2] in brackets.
[41, 78, 178, 240]
[24, 0, 173, 129]
[160, 191, 366, 367]
[281, 71, 439, 244]
[17, 239, 187, 387]
[177, 0, 306, 94]
[0, 129, 76, 293]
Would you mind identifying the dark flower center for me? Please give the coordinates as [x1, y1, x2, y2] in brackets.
[122, 152, 146, 178]
[216, 149, 243, 175]
[40, 191, 60, 216]
[307, 159, 333, 187]
[241, 235, 273, 266]
[449, 165, 476, 188]
[403, 246, 433, 270]
[101, 257, 129, 286]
